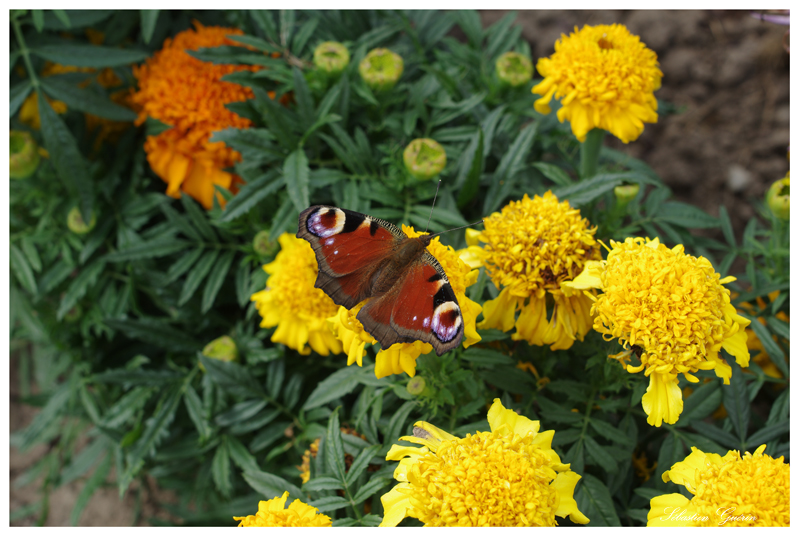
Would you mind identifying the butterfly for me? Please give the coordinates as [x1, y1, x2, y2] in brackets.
[297, 205, 464, 356]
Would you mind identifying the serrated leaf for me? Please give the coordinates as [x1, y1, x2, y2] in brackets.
[575, 473, 621, 526]
[483, 121, 537, 213]
[309, 496, 351, 513]
[104, 319, 201, 353]
[456, 129, 484, 208]
[164, 247, 204, 284]
[460, 347, 514, 366]
[69, 451, 111, 526]
[200, 355, 265, 399]
[140, 10, 159, 43]
[676, 380, 722, 425]
[92, 368, 183, 386]
[57, 259, 106, 319]
[42, 10, 110, 30]
[718, 205, 736, 246]
[583, 436, 618, 474]
[220, 171, 282, 222]
[266, 360, 285, 399]
[304, 476, 344, 491]
[180, 194, 217, 242]
[60, 437, 108, 486]
[10, 79, 32, 117]
[10, 244, 37, 294]
[588, 419, 633, 447]
[740, 312, 788, 378]
[212, 439, 232, 498]
[655, 201, 719, 229]
[40, 78, 136, 121]
[533, 162, 574, 186]
[79, 217, 114, 264]
[184, 385, 212, 440]
[303, 366, 367, 410]
[242, 468, 304, 503]
[250, 10, 278, 42]
[227, 435, 261, 473]
[691, 421, 738, 447]
[746, 421, 789, 449]
[326, 409, 347, 483]
[385, 401, 417, 446]
[283, 149, 310, 213]
[345, 444, 381, 487]
[32, 44, 148, 68]
[38, 92, 94, 222]
[721, 364, 750, 443]
[552, 172, 639, 208]
[291, 17, 319, 56]
[215, 399, 267, 427]
[32, 9, 44, 31]
[179, 249, 219, 306]
[352, 475, 390, 504]
[201, 250, 235, 313]
[104, 237, 190, 262]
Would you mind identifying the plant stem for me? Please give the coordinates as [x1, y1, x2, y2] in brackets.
[580, 128, 605, 179]
[12, 16, 40, 91]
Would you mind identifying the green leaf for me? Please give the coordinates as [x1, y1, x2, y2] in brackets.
[654, 201, 719, 229]
[32, 9, 44, 31]
[60, 437, 108, 486]
[164, 247, 204, 284]
[227, 34, 282, 54]
[326, 408, 347, 483]
[279, 10, 296, 48]
[268, 197, 298, 241]
[345, 444, 382, 487]
[215, 400, 267, 427]
[212, 438, 232, 498]
[718, 205, 736, 247]
[201, 250, 235, 313]
[180, 194, 217, 242]
[721, 356, 749, 443]
[575, 473, 621, 526]
[40, 78, 136, 121]
[766, 316, 790, 341]
[456, 129, 484, 208]
[37, 92, 94, 222]
[10, 79, 32, 117]
[69, 452, 111, 526]
[385, 401, 417, 446]
[99, 387, 155, 427]
[583, 436, 618, 474]
[766, 388, 789, 425]
[242, 468, 304, 503]
[676, 380, 722, 425]
[352, 475, 390, 504]
[250, 10, 278, 43]
[303, 366, 368, 410]
[104, 236, 190, 262]
[304, 476, 344, 492]
[79, 217, 114, 264]
[140, 10, 159, 43]
[746, 421, 789, 449]
[588, 419, 634, 447]
[552, 172, 638, 208]
[19, 382, 72, 450]
[184, 385, 213, 440]
[57, 258, 106, 319]
[740, 312, 788, 378]
[235, 261, 251, 307]
[266, 360, 285, 399]
[283, 148, 310, 213]
[104, 319, 201, 353]
[10, 244, 37, 294]
[219, 171, 283, 222]
[483, 121, 538, 213]
[460, 347, 514, 366]
[227, 435, 261, 473]
[291, 17, 319, 55]
[199, 355, 265, 399]
[533, 162, 574, 186]
[292, 67, 314, 129]
[31, 44, 148, 68]
[482, 366, 537, 396]
[309, 496, 351, 513]
[42, 10, 111, 30]
[179, 250, 220, 306]
[430, 91, 487, 126]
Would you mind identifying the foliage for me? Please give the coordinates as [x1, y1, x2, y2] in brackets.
[9, 9, 789, 527]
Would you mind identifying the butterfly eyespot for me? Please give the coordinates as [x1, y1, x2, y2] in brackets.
[307, 207, 346, 238]
[431, 302, 462, 343]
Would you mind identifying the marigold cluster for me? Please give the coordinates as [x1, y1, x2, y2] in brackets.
[648, 445, 789, 527]
[131, 22, 260, 209]
[233, 491, 331, 527]
[381, 399, 588, 527]
[533, 24, 662, 143]
[471, 191, 600, 350]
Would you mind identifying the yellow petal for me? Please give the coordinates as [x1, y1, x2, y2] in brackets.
[552, 471, 590, 524]
[641, 373, 683, 427]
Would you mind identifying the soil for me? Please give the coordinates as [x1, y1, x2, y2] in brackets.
[9, 9, 790, 526]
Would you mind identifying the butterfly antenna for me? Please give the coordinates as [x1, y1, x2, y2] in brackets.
[429, 219, 484, 238]
[425, 180, 442, 233]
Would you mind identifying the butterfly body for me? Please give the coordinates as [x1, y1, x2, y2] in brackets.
[297, 205, 463, 356]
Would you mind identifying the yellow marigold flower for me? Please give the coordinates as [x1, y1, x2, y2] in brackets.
[474, 191, 601, 350]
[233, 491, 331, 527]
[648, 445, 789, 527]
[251, 233, 342, 356]
[563, 237, 750, 427]
[329, 224, 482, 379]
[380, 398, 588, 527]
[131, 21, 261, 209]
[532, 24, 662, 143]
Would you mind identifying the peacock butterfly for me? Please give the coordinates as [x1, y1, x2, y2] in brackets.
[297, 205, 464, 356]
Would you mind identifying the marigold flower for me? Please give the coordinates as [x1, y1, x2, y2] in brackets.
[380, 398, 588, 527]
[473, 191, 601, 350]
[359, 48, 403, 92]
[329, 224, 482, 379]
[131, 22, 261, 209]
[495, 51, 533, 87]
[648, 445, 789, 527]
[403, 138, 447, 181]
[251, 233, 342, 356]
[233, 491, 331, 527]
[563, 237, 750, 427]
[532, 24, 662, 143]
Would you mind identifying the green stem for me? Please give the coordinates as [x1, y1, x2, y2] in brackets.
[579, 129, 605, 179]
[12, 16, 40, 91]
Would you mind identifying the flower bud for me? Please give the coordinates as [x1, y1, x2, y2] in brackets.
[63, 303, 83, 323]
[495, 51, 533, 87]
[67, 206, 96, 235]
[766, 174, 790, 220]
[359, 48, 403, 92]
[253, 230, 278, 258]
[201, 335, 238, 370]
[403, 138, 447, 181]
[10, 130, 41, 180]
[313, 41, 350, 76]
[614, 183, 640, 206]
[406, 376, 427, 396]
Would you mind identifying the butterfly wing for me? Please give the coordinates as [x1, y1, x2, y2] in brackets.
[357, 252, 463, 356]
[297, 205, 404, 309]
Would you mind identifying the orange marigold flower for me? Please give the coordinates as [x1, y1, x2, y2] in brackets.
[131, 21, 261, 209]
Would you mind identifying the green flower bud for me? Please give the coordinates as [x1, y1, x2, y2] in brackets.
[406, 376, 427, 396]
[614, 183, 640, 206]
[200, 335, 238, 371]
[63, 303, 83, 323]
[359, 48, 403, 92]
[10, 130, 41, 180]
[314, 41, 350, 76]
[253, 230, 278, 258]
[766, 174, 790, 220]
[67, 206, 96, 235]
[495, 52, 533, 88]
[403, 138, 447, 181]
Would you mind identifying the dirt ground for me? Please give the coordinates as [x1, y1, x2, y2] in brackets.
[9, 9, 790, 526]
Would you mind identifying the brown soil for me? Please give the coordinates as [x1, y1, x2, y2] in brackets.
[10, 9, 790, 526]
